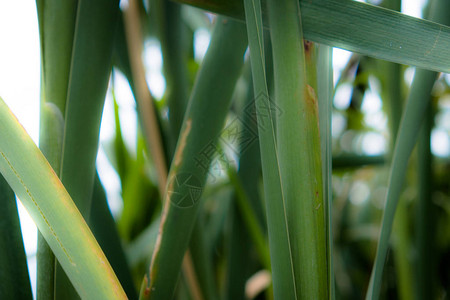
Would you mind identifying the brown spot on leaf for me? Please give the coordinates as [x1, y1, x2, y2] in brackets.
[304, 40, 313, 52]
[174, 119, 192, 167]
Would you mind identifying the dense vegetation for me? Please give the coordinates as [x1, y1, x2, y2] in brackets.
[0, 0, 449, 299]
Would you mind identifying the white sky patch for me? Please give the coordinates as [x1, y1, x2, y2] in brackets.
[431, 129, 450, 157]
[333, 48, 352, 86]
[404, 67, 415, 86]
[349, 180, 371, 205]
[194, 28, 211, 62]
[435, 110, 450, 131]
[332, 111, 347, 138]
[445, 74, 450, 86]
[0, 1, 40, 296]
[364, 111, 387, 131]
[0, 0, 40, 144]
[96, 147, 123, 218]
[401, 0, 427, 18]
[143, 39, 166, 99]
[111, 71, 138, 156]
[334, 83, 352, 110]
[362, 132, 386, 155]
[361, 90, 383, 113]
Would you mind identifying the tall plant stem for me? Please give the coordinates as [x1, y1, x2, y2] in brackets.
[124, 0, 168, 197]
[144, 17, 248, 299]
[124, 1, 204, 299]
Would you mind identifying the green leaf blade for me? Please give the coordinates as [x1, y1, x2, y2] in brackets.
[174, 0, 450, 72]
[0, 97, 127, 300]
[243, 0, 297, 298]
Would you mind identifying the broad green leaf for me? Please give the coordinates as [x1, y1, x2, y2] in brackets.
[174, 0, 450, 73]
[0, 97, 126, 300]
[0, 176, 33, 300]
[145, 17, 248, 299]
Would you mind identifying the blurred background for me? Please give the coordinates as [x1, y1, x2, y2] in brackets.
[0, 0, 449, 298]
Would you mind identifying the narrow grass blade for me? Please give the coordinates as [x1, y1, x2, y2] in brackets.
[0, 97, 127, 300]
[366, 1, 450, 298]
[0, 175, 33, 300]
[317, 44, 335, 299]
[89, 174, 138, 300]
[145, 17, 248, 299]
[174, 0, 450, 73]
[366, 70, 437, 300]
[242, 0, 296, 298]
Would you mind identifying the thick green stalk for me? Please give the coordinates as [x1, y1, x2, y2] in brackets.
[60, 0, 119, 218]
[0, 97, 127, 300]
[366, 0, 450, 297]
[35, 0, 77, 115]
[267, 0, 327, 298]
[242, 0, 296, 297]
[173, 0, 450, 73]
[145, 17, 248, 299]
[0, 175, 33, 300]
[35, 1, 78, 298]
